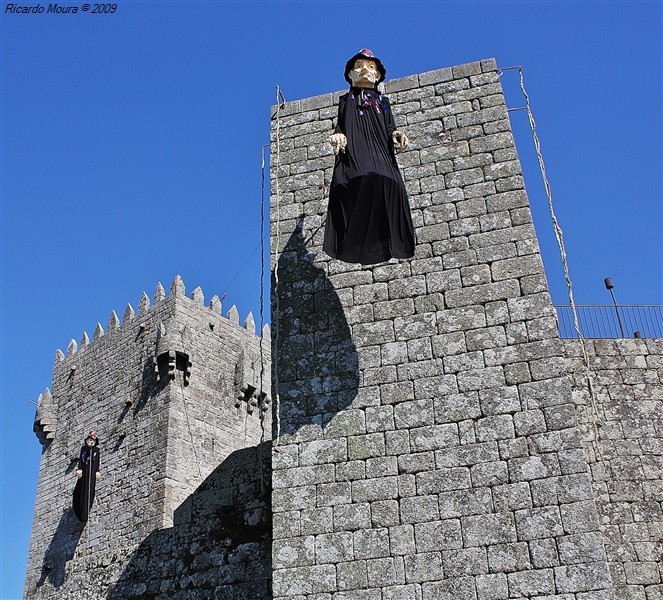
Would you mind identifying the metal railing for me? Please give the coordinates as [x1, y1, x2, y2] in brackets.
[554, 305, 663, 339]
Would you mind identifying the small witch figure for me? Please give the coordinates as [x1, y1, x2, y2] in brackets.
[72, 430, 101, 522]
[323, 48, 415, 265]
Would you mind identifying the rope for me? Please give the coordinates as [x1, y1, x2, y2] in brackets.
[272, 84, 286, 448]
[514, 66, 608, 467]
[219, 239, 265, 300]
[222, 83, 287, 483]
[257, 143, 268, 493]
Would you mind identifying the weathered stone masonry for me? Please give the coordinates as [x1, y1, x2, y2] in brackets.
[565, 339, 663, 600]
[25, 277, 272, 599]
[269, 58, 654, 599]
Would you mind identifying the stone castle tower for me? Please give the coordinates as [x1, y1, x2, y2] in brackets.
[25, 277, 272, 598]
[25, 59, 662, 599]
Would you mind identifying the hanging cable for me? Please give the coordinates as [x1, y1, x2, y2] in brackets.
[219, 239, 266, 300]
[257, 143, 268, 493]
[513, 66, 607, 466]
[272, 84, 286, 448]
[259, 143, 266, 418]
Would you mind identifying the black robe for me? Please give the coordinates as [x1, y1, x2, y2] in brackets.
[72, 444, 100, 522]
[323, 87, 415, 265]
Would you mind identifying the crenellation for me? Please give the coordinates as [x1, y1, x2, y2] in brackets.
[107, 310, 119, 332]
[244, 311, 256, 333]
[138, 290, 150, 314]
[153, 281, 165, 303]
[209, 293, 222, 313]
[122, 303, 135, 323]
[227, 304, 239, 325]
[170, 274, 185, 297]
[190, 285, 204, 305]
[92, 322, 104, 340]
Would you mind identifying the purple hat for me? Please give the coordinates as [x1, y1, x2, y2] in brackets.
[344, 48, 386, 85]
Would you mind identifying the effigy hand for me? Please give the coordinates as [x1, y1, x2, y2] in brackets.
[392, 130, 410, 153]
[330, 132, 347, 155]
[75, 469, 83, 479]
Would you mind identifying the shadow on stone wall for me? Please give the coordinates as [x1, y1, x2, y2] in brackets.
[36, 509, 84, 589]
[273, 222, 359, 439]
[107, 443, 272, 600]
[133, 359, 160, 418]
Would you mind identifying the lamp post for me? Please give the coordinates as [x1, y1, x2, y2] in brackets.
[604, 277, 626, 338]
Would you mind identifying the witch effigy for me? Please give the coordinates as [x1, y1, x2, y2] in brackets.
[323, 49, 416, 265]
[72, 430, 101, 522]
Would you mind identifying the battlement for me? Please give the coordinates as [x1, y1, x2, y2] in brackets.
[34, 275, 271, 450]
[52, 274, 269, 365]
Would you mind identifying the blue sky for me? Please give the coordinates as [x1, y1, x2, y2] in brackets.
[1, 0, 661, 596]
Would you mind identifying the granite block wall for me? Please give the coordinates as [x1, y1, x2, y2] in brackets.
[269, 59, 615, 599]
[25, 276, 271, 598]
[108, 443, 272, 600]
[564, 338, 663, 600]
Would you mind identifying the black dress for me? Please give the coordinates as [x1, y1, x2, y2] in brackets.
[323, 87, 415, 265]
[72, 444, 100, 522]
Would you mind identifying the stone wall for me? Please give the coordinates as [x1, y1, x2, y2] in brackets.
[108, 443, 272, 600]
[269, 60, 615, 599]
[564, 338, 663, 600]
[25, 276, 271, 598]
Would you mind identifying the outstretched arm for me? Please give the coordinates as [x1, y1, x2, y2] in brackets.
[94, 448, 101, 480]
